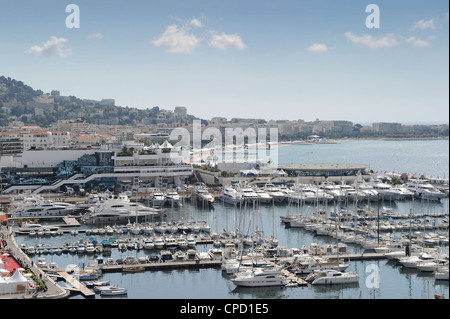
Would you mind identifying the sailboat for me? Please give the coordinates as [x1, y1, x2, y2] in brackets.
[307, 202, 359, 285]
[230, 201, 288, 288]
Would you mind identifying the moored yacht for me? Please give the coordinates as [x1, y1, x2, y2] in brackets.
[308, 269, 359, 285]
[239, 187, 259, 203]
[405, 180, 445, 201]
[10, 195, 77, 218]
[165, 190, 182, 207]
[369, 181, 404, 201]
[231, 267, 288, 287]
[82, 193, 164, 225]
[253, 187, 272, 204]
[151, 191, 166, 207]
[263, 183, 286, 203]
[194, 183, 215, 208]
[220, 186, 244, 205]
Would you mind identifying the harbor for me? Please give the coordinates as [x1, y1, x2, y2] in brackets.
[0, 139, 448, 299]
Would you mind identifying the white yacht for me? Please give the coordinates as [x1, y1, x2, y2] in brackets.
[151, 191, 166, 207]
[164, 235, 178, 248]
[353, 181, 379, 201]
[253, 187, 273, 204]
[390, 186, 414, 200]
[339, 184, 366, 202]
[220, 187, 244, 205]
[165, 191, 182, 207]
[369, 181, 404, 201]
[10, 195, 77, 218]
[83, 193, 164, 225]
[288, 186, 316, 204]
[18, 222, 59, 234]
[308, 269, 359, 285]
[293, 258, 350, 276]
[142, 238, 155, 250]
[76, 193, 111, 210]
[239, 187, 259, 203]
[399, 252, 437, 269]
[263, 183, 286, 203]
[194, 184, 215, 208]
[231, 267, 288, 287]
[154, 236, 165, 249]
[405, 181, 445, 201]
[320, 183, 346, 201]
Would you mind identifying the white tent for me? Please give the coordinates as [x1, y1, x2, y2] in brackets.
[161, 140, 173, 148]
[0, 269, 29, 295]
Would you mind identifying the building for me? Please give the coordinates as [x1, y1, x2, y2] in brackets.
[0, 133, 23, 156]
[1, 141, 193, 194]
[21, 130, 71, 150]
[174, 106, 187, 118]
[373, 122, 402, 133]
[277, 163, 369, 177]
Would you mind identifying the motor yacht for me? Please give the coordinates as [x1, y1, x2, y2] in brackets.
[308, 269, 359, 285]
[263, 183, 286, 203]
[194, 183, 215, 208]
[165, 190, 182, 207]
[253, 187, 273, 204]
[231, 267, 288, 287]
[239, 187, 259, 203]
[220, 186, 244, 205]
[151, 191, 166, 207]
[369, 181, 404, 201]
[10, 195, 77, 218]
[406, 180, 445, 201]
[83, 193, 164, 225]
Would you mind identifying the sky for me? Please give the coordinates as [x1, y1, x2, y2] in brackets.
[0, 0, 448, 124]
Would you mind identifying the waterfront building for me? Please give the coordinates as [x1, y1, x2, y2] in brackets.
[277, 163, 369, 177]
[0, 141, 192, 194]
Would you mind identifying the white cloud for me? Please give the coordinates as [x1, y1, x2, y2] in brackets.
[152, 25, 200, 54]
[405, 36, 435, 47]
[190, 18, 203, 28]
[413, 18, 436, 30]
[27, 36, 72, 57]
[307, 43, 329, 53]
[344, 32, 398, 48]
[210, 32, 245, 50]
[87, 33, 103, 40]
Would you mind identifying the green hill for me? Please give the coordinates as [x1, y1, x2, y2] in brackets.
[0, 75, 196, 127]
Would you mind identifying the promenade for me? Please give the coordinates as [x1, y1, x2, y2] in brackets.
[0, 225, 69, 299]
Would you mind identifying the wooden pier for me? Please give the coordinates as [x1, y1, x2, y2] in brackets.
[281, 268, 308, 286]
[100, 259, 222, 273]
[50, 271, 95, 298]
[320, 253, 387, 261]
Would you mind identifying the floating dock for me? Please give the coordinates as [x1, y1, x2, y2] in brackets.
[101, 259, 222, 273]
[50, 271, 95, 298]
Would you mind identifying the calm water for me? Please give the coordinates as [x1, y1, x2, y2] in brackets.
[278, 139, 449, 178]
[15, 140, 449, 300]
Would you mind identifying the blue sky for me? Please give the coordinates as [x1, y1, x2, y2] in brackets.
[0, 0, 448, 124]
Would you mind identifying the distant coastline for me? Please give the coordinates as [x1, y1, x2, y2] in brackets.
[278, 136, 449, 146]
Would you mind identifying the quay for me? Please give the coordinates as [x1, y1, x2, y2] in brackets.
[319, 253, 387, 261]
[281, 268, 308, 286]
[48, 271, 95, 298]
[101, 259, 222, 272]
[0, 226, 69, 299]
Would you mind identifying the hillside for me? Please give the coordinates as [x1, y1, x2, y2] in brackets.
[0, 75, 197, 127]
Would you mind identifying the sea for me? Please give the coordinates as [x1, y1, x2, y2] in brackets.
[13, 139, 449, 302]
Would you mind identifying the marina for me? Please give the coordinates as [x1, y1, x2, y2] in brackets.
[1, 139, 449, 299]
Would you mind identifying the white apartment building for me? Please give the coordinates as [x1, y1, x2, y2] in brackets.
[21, 130, 71, 150]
